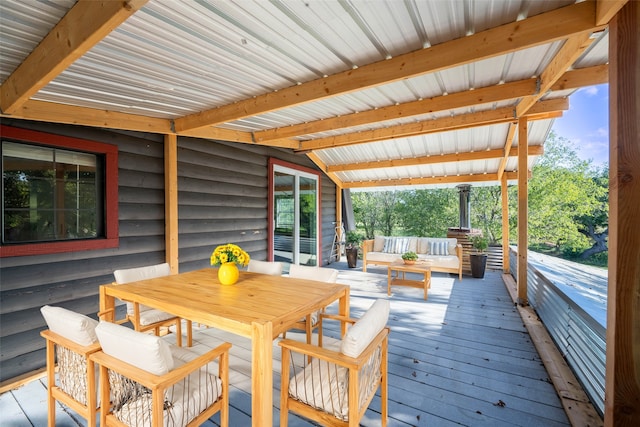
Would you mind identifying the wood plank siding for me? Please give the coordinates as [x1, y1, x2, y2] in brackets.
[0, 119, 336, 383]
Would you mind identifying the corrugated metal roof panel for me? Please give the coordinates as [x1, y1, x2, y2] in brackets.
[0, 0, 608, 191]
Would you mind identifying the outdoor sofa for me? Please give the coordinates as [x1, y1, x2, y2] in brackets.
[362, 236, 463, 279]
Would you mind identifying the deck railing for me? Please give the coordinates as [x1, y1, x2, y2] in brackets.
[509, 248, 606, 416]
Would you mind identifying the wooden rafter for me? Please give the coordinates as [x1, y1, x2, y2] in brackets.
[306, 152, 344, 188]
[516, 33, 595, 117]
[298, 99, 567, 151]
[254, 64, 607, 144]
[174, 1, 602, 132]
[497, 123, 519, 181]
[550, 64, 608, 91]
[1, 100, 173, 134]
[596, 0, 629, 25]
[326, 146, 543, 173]
[342, 171, 524, 189]
[0, 0, 148, 115]
[253, 79, 538, 143]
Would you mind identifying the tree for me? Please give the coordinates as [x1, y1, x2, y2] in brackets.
[395, 189, 458, 237]
[519, 132, 608, 258]
[574, 165, 609, 259]
[470, 186, 502, 244]
[351, 191, 398, 238]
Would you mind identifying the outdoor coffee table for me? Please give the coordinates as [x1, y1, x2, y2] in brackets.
[387, 261, 432, 300]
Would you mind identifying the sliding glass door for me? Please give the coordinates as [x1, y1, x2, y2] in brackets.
[270, 161, 319, 266]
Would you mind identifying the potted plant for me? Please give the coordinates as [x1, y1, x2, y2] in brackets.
[401, 251, 418, 265]
[345, 231, 363, 268]
[468, 234, 488, 278]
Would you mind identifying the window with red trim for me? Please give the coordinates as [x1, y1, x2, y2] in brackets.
[1, 126, 118, 257]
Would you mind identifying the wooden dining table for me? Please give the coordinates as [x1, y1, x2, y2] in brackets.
[98, 268, 350, 426]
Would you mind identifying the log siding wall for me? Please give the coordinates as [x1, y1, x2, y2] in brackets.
[0, 119, 336, 382]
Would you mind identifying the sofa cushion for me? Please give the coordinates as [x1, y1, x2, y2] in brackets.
[417, 238, 430, 254]
[366, 252, 401, 263]
[417, 254, 460, 269]
[373, 236, 385, 252]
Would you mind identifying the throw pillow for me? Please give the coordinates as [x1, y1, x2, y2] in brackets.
[382, 237, 396, 253]
[430, 241, 449, 256]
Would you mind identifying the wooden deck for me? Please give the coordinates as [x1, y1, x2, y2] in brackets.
[0, 263, 570, 426]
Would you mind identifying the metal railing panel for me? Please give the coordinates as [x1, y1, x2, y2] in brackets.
[509, 248, 605, 416]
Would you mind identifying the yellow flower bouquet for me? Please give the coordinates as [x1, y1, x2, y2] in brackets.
[210, 243, 250, 267]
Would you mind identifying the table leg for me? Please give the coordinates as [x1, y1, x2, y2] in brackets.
[339, 288, 350, 336]
[423, 271, 428, 300]
[99, 286, 115, 322]
[252, 321, 273, 426]
[387, 267, 392, 296]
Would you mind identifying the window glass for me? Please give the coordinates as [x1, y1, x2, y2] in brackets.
[2, 141, 103, 244]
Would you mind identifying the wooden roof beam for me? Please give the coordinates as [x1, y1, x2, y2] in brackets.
[343, 171, 524, 189]
[253, 78, 538, 143]
[1, 99, 173, 134]
[326, 145, 543, 173]
[1, 99, 263, 144]
[516, 33, 595, 117]
[596, 0, 629, 25]
[305, 152, 344, 188]
[551, 64, 608, 91]
[255, 64, 607, 144]
[0, 0, 148, 115]
[174, 1, 602, 132]
[298, 98, 567, 151]
[497, 123, 519, 181]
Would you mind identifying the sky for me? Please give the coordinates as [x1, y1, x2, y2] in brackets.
[550, 83, 609, 167]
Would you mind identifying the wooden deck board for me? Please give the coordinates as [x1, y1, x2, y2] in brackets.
[0, 265, 570, 426]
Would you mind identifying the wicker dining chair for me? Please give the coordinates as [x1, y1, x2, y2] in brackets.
[92, 321, 231, 427]
[284, 265, 339, 347]
[247, 259, 283, 275]
[113, 262, 192, 347]
[40, 305, 101, 427]
[279, 299, 390, 427]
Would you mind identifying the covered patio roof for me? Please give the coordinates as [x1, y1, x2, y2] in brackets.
[1, 2, 638, 426]
[0, 0, 612, 190]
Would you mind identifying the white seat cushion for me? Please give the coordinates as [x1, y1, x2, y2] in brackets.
[111, 344, 223, 427]
[288, 358, 349, 421]
[138, 309, 177, 326]
[114, 369, 222, 427]
[40, 305, 99, 346]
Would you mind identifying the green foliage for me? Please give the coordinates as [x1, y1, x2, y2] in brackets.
[469, 235, 488, 252]
[345, 230, 363, 248]
[349, 132, 608, 267]
[401, 251, 418, 261]
[395, 189, 458, 237]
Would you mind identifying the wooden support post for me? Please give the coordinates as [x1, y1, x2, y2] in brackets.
[517, 118, 528, 305]
[336, 186, 343, 242]
[500, 173, 510, 273]
[164, 134, 179, 273]
[605, 2, 640, 426]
